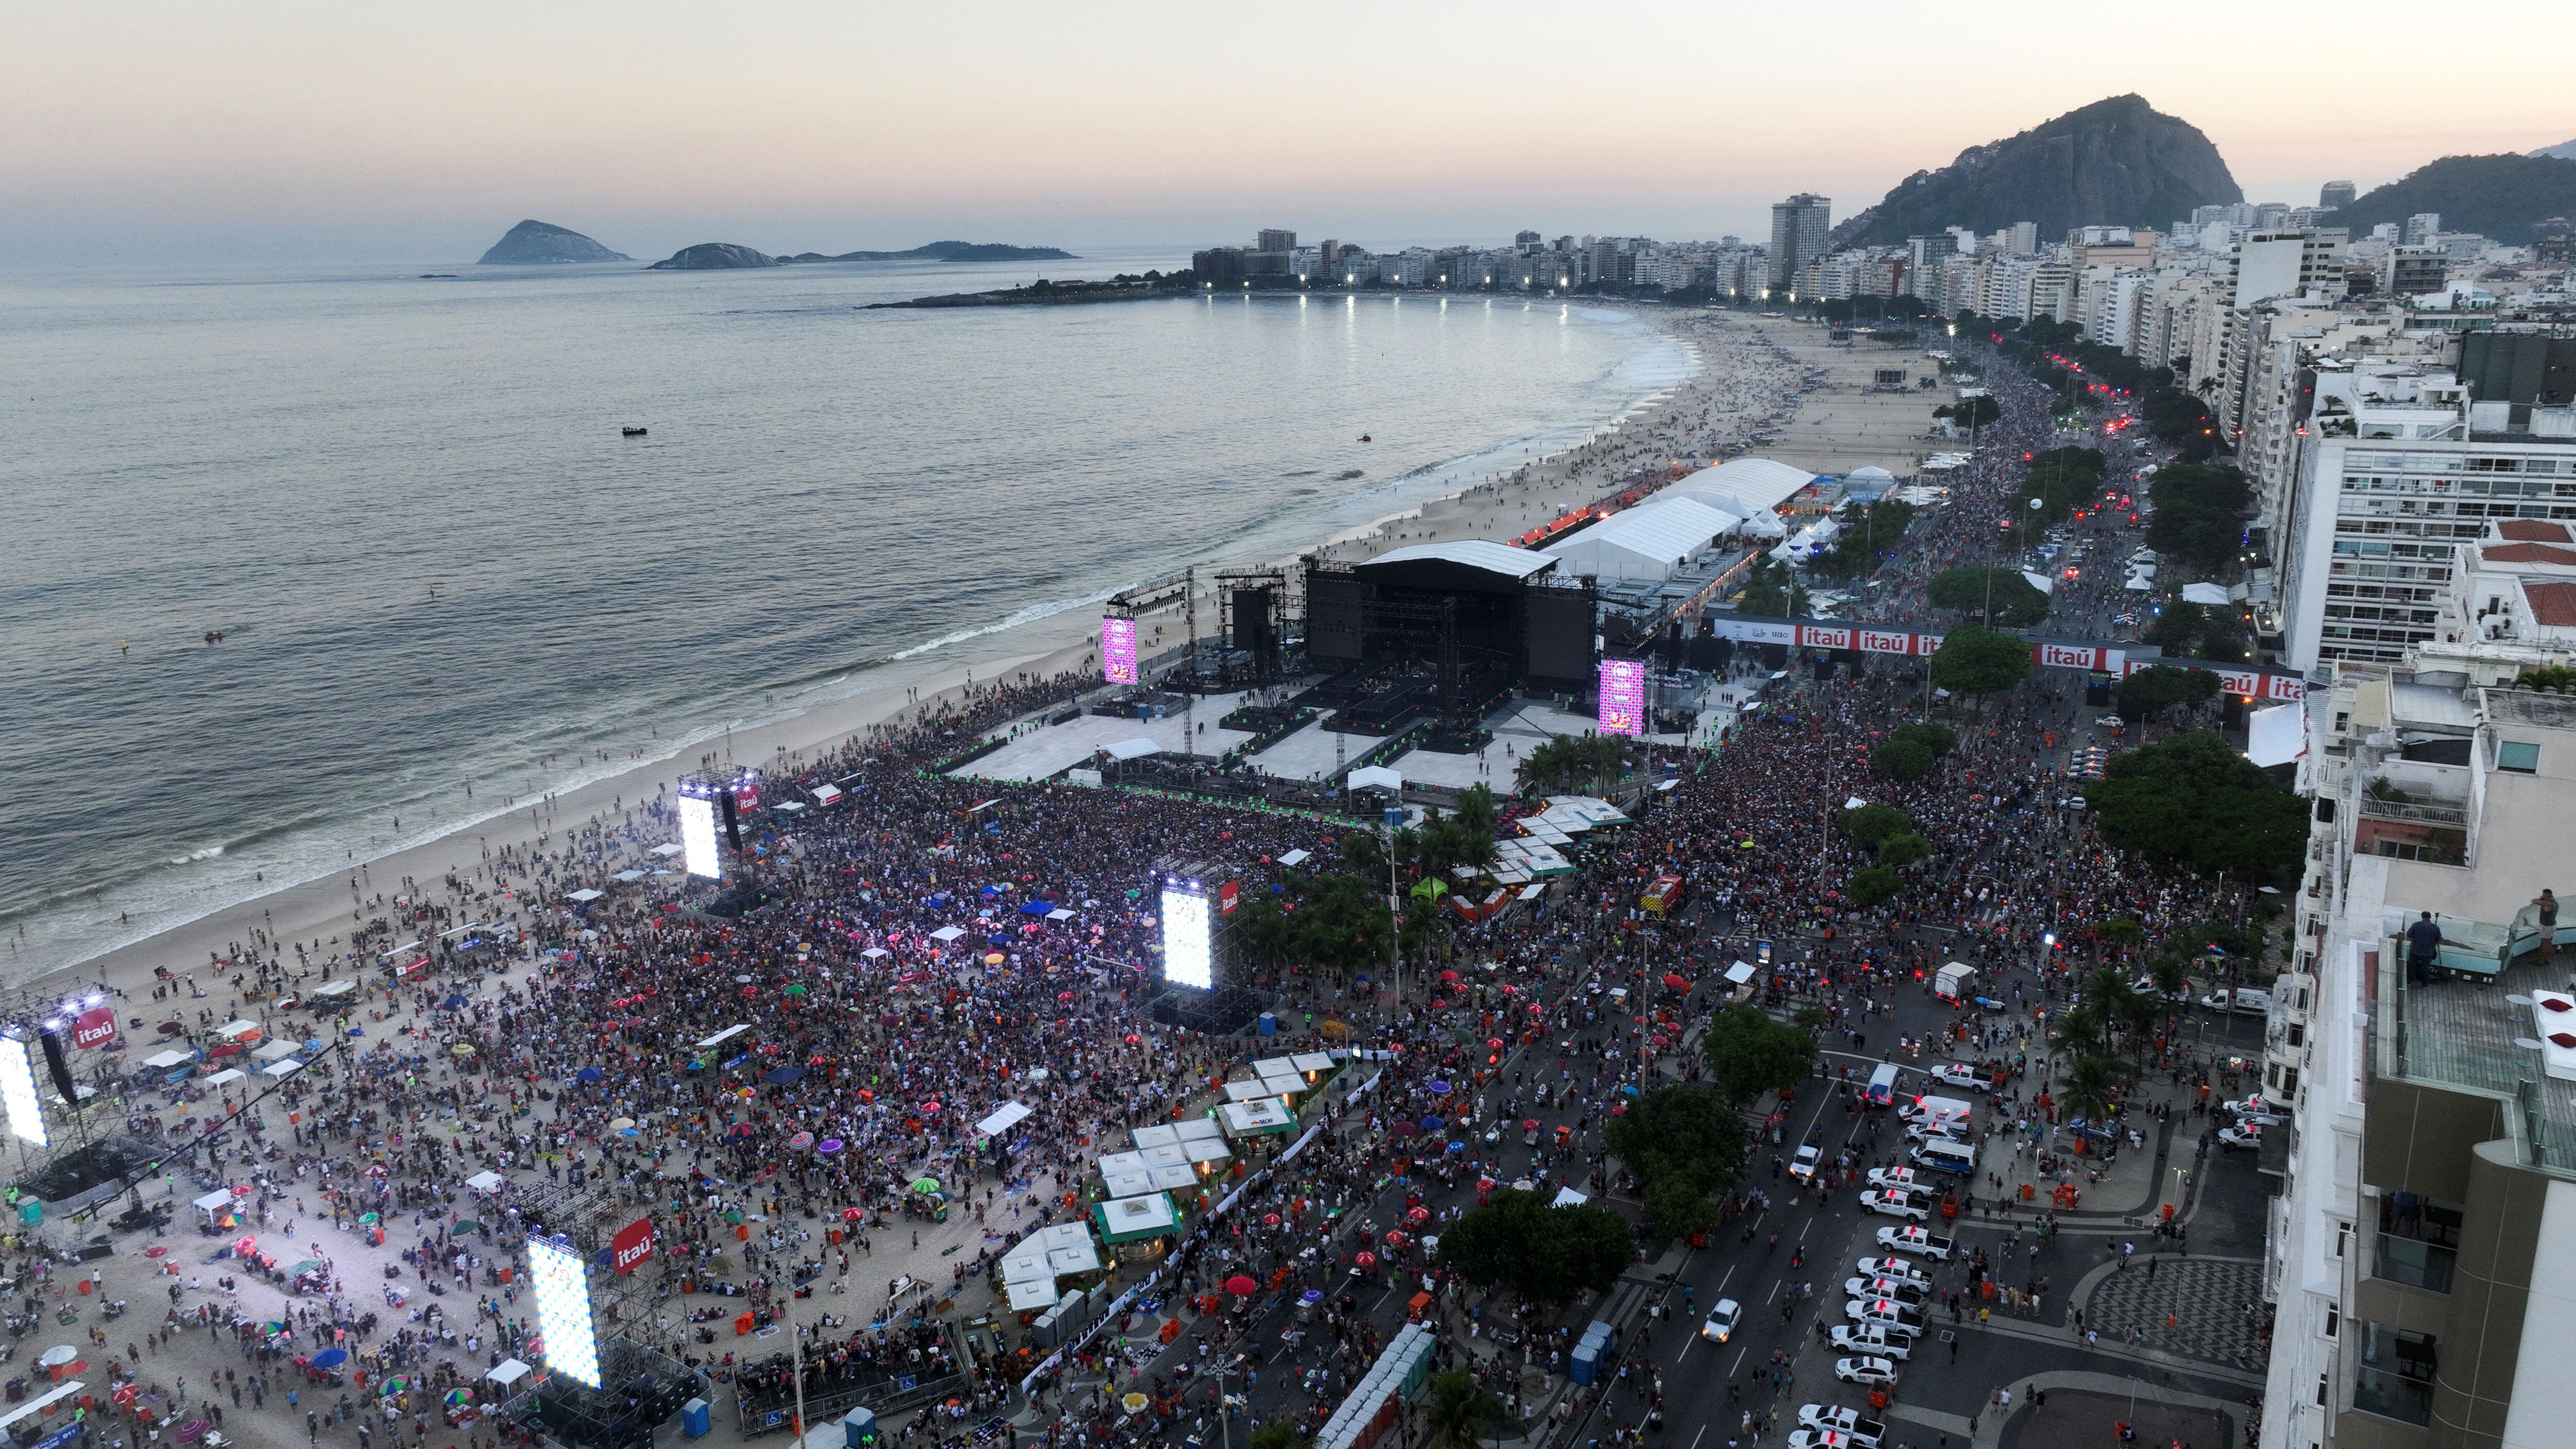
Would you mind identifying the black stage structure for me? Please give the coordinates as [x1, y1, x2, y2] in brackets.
[1142, 855, 1272, 1036]
[1301, 543, 1596, 739]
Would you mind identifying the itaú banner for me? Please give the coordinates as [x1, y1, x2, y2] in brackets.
[1699, 611, 2305, 700]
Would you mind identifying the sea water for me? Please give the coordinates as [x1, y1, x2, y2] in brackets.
[0, 247, 1694, 975]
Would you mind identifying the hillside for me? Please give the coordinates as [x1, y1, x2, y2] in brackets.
[1835, 95, 2241, 248]
[2532, 140, 2576, 162]
[2342, 154, 2576, 241]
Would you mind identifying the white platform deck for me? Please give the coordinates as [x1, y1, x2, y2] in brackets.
[953, 693, 1255, 781]
[1245, 717, 1384, 782]
[1383, 703, 1615, 789]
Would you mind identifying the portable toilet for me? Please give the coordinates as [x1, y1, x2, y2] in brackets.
[679, 1399, 711, 1439]
[840, 1407, 878, 1448]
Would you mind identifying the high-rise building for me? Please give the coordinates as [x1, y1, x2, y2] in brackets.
[1514, 230, 1542, 254]
[1255, 229, 1296, 254]
[2321, 179, 2358, 210]
[2233, 229, 2342, 309]
[1769, 194, 1832, 292]
[2406, 213, 2443, 246]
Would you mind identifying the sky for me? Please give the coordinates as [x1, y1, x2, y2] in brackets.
[6, 0, 2572, 266]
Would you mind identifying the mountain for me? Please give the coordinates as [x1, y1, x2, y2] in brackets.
[2343, 154, 2576, 241]
[476, 219, 630, 265]
[833, 241, 1076, 262]
[648, 243, 781, 270]
[1834, 95, 2241, 248]
[2532, 140, 2576, 162]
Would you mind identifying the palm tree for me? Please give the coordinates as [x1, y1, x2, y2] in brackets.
[2047, 1004, 2105, 1064]
[2059, 1054, 2120, 1130]
[2081, 967, 2141, 1056]
[1418, 1370, 1505, 1449]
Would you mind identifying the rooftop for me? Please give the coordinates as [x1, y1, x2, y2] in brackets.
[2391, 956, 2576, 1173]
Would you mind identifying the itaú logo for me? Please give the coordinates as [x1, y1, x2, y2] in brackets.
[611, 1219, 655, 1274]
[72, 1009, 117, 1050]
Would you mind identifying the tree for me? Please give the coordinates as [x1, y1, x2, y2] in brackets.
[1735, 555, 1799, 617]
[1873, 739, 1935, 781]
[2113, 663, 2219, 723]
[1436, 1190, 1634, 1304]
[1418, 1371, 1506, 1449]
[1841, 803, 1911, 849]
[1875, 832, 1931, 868]
[1928, 625, 2031, 709]
[1927, 567, 2050, 626]
[1935, 395, 2001, 430]
[2143, 463, 2251, 570]
[1810, 498, 1918, 582]
[2059, 1054, 2121, 1128]
[2087, 730, 2310, 875]
[1849, 866, 1903, 908]
[1893, 722, 1957, 758]
[1516, 734, 1627, 796]
[1602, 1084, 1747, 1238]
[1701, 1007, 1815, 1106]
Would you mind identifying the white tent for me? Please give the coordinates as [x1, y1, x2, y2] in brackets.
[564, 889, 603, 902]
[1105, 738, 1159, 761]
[975, 1101, 1033, 1139]
[1540, 497, 1740, 583]
[1346, 765, 1403, 794]
[929, 926, 967, 943]
[811, 783, 844, 806]
[465, 1171, 504, 1193]
[2180, 582, 2233, 606]
[487, 1359, 533, 1389]
[205, 1068, 247, 1087]
[1667, 457, 1817, 517]
[2022, 570, 2056, 595]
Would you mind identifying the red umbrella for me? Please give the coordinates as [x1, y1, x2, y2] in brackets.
[1354, 1251, 1378, 1268]
[1438, 970, 1460, 982]
[1384, 1229, 1406, 1246]
[1662, 974, 1690, 991]
[1521, 1119, 1540, 1131]
[1406, 1205, 1431, 1223]
[1486, 1038, 1504, 1050]
[1224, 1275, 1259, 1297]
[1262, 1213, 1281, 1227]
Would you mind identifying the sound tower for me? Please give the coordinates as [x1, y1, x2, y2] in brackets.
[1229, 586, 1278, 667]
[38, 1026, 77, 1107]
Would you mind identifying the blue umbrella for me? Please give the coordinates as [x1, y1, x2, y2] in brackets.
[443, 996, 466, 1010]
[310, 1348, 348, 1370]
[1421, 1118, 1444, 1132]
[575, 1067, 604, 1084]
[759, 1066, 807, 1086]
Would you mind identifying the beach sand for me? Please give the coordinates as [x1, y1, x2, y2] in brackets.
[36, 309, 1946, 1009]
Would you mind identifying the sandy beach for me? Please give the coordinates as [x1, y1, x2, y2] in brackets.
[33, 309, 1948, 1013]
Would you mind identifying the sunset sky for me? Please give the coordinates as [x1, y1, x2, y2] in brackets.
[7, 0, 2570, 265]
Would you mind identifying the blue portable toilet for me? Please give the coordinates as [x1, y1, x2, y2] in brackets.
[1257, 1013, 1276, 1037]
[1569, 1338, 1601, 1386]
[679, 1400, 711, 1439]
[841, 1407, 878, 1447]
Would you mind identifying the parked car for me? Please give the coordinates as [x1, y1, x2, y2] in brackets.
[1843, 1299, 1926, 1336]
[1853, 1258, 1929, 1289]
[2221, 1096, 2271, 1117]
[1858, 1189, 1928, 1221]
[2094, 714, 2125, 728]
[1835, 1356, 1901, 1387]
[1828, 1323, 1912, 1362]
[1843, 1276, 1929, 1306]
[2218, 1124, 2262, 1150]
[1701, 1298, 1744, 1342]
[1864, 1167, 1921, 1193]
[1798, 1406, 1887, 1446]
[1787, 1432, 1855, 1449]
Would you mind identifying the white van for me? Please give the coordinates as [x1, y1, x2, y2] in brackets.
[1865, 1063, 1902, 1107]
[1911, 1138, 1977, 1174]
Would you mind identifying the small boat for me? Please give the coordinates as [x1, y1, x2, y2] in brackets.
[622, 427, 648, 436]
[1359, 433, 1372, 442]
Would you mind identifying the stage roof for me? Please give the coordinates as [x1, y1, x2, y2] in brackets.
[1359, 541, 1559, 581]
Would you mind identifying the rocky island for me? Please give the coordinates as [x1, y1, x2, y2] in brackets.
[649, 242, 781, 269]
[652, 238, 1077, 268]
[476, 219, 631, 264]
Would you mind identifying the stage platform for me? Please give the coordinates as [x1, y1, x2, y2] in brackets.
[1244, 714, 1386, 782]
[952, 692, 1257, 781]
[1382, 701, 1605, 790]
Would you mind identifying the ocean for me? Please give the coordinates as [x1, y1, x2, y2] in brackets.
[0, 247, 1694, 975]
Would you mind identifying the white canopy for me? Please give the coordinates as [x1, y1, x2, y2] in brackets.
[650, 843, 684, 857]
[193, 1189, 236, 1213]
[1346, 765, 1403, 794]
[929, 926, 967, 943]
[252, 1040, 298, 1062]
[2180, 582, 2233, 606]
[205, 1068, 247, 1087]
[611, 870, 646, 882]
[696, 1025, 751, 1049]
[812, 783, 844, 806]
[142, 1049, 192, 1069]
[1105, 737, 1160, 761]
[216, 1020, 262, 1041]
[975, 1101, 1033, 1139]
[465, 1171, 504, 1193]
[1276, 848, 1311, 867]
[486, 1359, 533, 1388]
[860, 946, 890, 959]
[311, 979, 358, 999]
[1725, 961, 1758, 985]
[2021, 570, 2056, 596]
[1046, 908, 1075, 922]
[262, 1059, 302, 1077]
[564, 889, 604, 902]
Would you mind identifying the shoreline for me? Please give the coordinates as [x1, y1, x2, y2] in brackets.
[26, 306, 1935, 1003]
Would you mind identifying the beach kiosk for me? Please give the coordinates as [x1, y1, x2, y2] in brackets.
[1219, 1098, 1296, 1143]
[1091, 1192, 1181, 1259]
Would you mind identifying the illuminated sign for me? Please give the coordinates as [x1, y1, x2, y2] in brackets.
[72, 1008, 117, 1050]
[527, 1235, 600, 1387]
[1102, 617, 1139, 686]
[1160, 883, 1213, 990]
[0, 1035, 46, 1148]
[611, 1218, 655, 1274]
[676, 789, 723, 881]
[1597, 658, 1647, 738]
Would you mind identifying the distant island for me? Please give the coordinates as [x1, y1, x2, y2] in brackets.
[477, 220, 631, 265]
[869, 273, 1191, 309]
[647, 238, 1076, 270]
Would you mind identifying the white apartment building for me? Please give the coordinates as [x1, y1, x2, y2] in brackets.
[2276, 366, 2576, 669]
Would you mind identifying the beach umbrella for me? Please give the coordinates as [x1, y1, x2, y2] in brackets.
[1223, 1274, 1258, 1297]
[840, 1207, 863, 1221]
[910, 1177, 941, 1194]
[144, 1245, 168, 1258]
[1390, 1120, 1416, 1136]
[1420, 1117, 1444, 1132]
[1425, 1081, 1450, 1095]
[726, 1124, 756, 1140]
[358, 1214, 378, 1225]
[788, 1132, 815, 1149]
[1408, 1205, 1431, 1223]
[445, 1389, 472, 1406]
[1353, 1252, 1377, 1269]
[311, 1349, 348, 1370]
[1261, 1213, 1281, 1227]
[38, 1346, 76, 1367]
[609, 1118, 637, 1131]
[575, 1067, 604, 1084]
[819, 1138, 843, 1154]
[1662, 974, 1691, 991]
[783, 984, 808, 996]
[1485, 1038, 1504, 1050]
[1521, 1119, 1539, 1131]
[1384, 1230, 1406, 1246]
[1437, 970, 1460, 982]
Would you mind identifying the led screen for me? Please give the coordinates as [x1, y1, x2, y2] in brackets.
[1103, 616, 1139, 685]
[676, 791, 722, 880]
[1597, 658, 1647, 738]
[0, 1037, 43, 1148]
[1160, 884, 1212, 990]
[528, 1235, 601, 1387]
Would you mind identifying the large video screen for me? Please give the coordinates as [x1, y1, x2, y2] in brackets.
[1597, 658, 1647, 738]
[0, 1036, 45, 1148]
[528, 1235, 601, 1388]
[1160, 883, 1213, 990]
[1103, 617, 1139, 685]
[676, 790, 722, 881]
